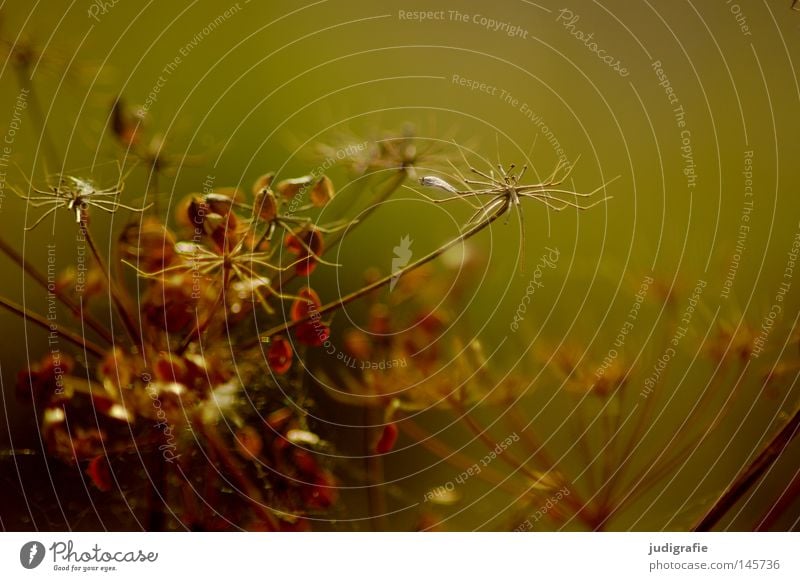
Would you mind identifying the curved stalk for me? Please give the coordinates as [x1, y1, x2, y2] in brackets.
[0, 295, 105, 357]
[251, 200, 506, 346]
[0, 235, 114, 344]
[693, 404, 800, 531]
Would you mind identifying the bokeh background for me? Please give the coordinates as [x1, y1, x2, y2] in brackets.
[0, 0, 799, 531]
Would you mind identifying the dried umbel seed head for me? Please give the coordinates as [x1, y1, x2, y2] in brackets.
[136, 380, 190, 425]
[204, 191, 238, 215]
[310, 175, 335, 207]
[291, 291, 331, 346]
[178, 192, 241, 250]
[46, 418, 107, 462]
[252, 187, 279, 223]
[274, 175, 314, 200]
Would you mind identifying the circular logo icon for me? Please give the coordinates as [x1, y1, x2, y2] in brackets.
[19, 541, 46, 569]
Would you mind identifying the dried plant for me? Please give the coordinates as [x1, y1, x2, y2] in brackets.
[2, 105, 797, 532]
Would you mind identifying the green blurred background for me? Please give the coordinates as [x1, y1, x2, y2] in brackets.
[0, 0, 799, 530]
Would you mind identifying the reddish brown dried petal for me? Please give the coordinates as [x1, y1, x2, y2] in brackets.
[252, 188, 278, 223]
[275, 175, 313, 200]
[290, 287, 322, 322]
[266, 336, 293, 375]
[310, 175, 335, 207]
[416, 310, 446, 336]
[86, 455, 112, 492]
[110, 99, 139, 148]
[252, 172, 276, 195]
[295, 257, 317, 276]
[285, 228, 324, 257]
[368, 303, 392, 335]
[374, 422, 399, 454]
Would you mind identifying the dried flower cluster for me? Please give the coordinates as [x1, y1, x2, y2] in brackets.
[1, 49, 797, 531]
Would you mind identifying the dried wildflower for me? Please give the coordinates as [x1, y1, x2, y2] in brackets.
[2, 122, 640, 533]
[13, 169, 150, 230]
[419, 155, 616, 270]
[247, 174, 351, 274]
[316, 124, 458, 178]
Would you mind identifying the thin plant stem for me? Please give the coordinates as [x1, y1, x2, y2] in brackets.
[274, 170, 407, 293]
[449, 395, 591, 521]
[610, 357, 747, 519]
[81, 221, 143, 352]
[0, 295, 105, 357]
[632, 360, 745, 497]
[399, 418, 524, 496]
[693, 404, 800, 531]
[506, 408, 588, 510]
[177, 268, 230, 355]
[197, 418, 281, 529]
[603, 328, 675, 504]
[0, 235, 114, 344]
[250, 199, 507, 346]
[326, 170, 407, 252]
